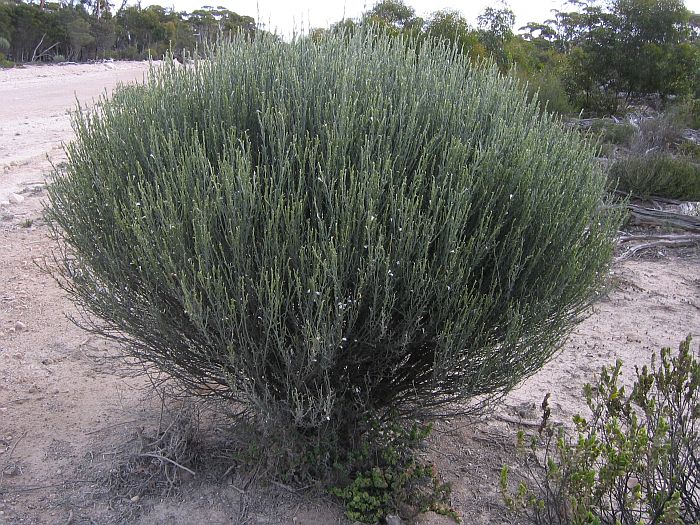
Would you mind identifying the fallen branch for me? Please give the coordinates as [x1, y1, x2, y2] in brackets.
[616, 236, 700, 261]
[627, 204, 700, 233]
[84, 418, 145, 435]
[0, 432, 28, 490]
[30, 33, 60, 62]
[30, 33, 45, 62]
[618, 233, 700, 243]
[138, 453, 196, 476]
[34, 41, 60, 61]
[493, 414, 542, 428]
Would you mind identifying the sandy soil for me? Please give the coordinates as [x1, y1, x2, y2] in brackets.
[0, 61, 151, 204]
[0, 62, 698, 525]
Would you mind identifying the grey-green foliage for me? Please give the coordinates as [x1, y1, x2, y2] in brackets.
[48, 30, 619, 450]
[610, 154, 700, 201]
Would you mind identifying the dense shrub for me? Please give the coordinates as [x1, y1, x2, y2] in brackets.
[610, 154, 700, 200]
[502, 336, 700, 524]
[588, 119, 636, 147]
[665, 97, 700, 131]
[516, 69, 577, 117]
[677, 140, 700, 161]
[48, 30, 618, 463]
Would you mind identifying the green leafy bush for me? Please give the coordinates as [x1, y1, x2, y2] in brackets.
[0, 53, 12, 68]
[609, 154, 700, 200]
[330, 421, 458, 523]
[665, 98, 700, 131]
[48, 30, 618, 466]
[517, 69, 577, 117]
[502, 336, 700, 525]
[0, 36, 12, 68]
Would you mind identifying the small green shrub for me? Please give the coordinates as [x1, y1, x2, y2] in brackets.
[517, 69, 577, 117]
[665, 98, 700, 131]
[502, 336, 700, 525]
[609, 154, 700, 200]
[677, 140, 700, 161]
[0, 52, 13, 68]
[52, 54, 65, 63]
[588, 119, 636, 147]
[48, 29, 618, 475]
[330, 421, 459, 523]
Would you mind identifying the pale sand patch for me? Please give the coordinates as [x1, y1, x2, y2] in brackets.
[0, 61, 152, 203]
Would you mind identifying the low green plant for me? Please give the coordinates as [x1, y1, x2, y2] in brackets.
[609, 154, 700, 200]
[502, 336, 700, 525]
[0, 52, 13, 68]
[330, 420, 459, 523]
[588, 119, 636, 147]
[516, 69, 577, 117]
[677, 140, 700, 161]
[665, 98, 700, 131]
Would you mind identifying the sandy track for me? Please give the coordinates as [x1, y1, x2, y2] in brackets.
[0, 61, 151, 203]
[0, 62, 698, 524]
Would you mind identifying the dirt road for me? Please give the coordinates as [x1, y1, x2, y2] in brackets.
[0, 61, 151, 203]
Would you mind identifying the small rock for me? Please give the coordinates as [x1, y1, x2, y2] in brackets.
[8, 193, 24, 205]
[0, 332, 5, 338]
[130, 495, 140, 503]
[385, 515, 405, 525]
[13, 321, 26, 332]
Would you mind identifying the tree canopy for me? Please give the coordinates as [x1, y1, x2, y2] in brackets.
[1, 0, 698, 115]
[0, 0, 255, 62]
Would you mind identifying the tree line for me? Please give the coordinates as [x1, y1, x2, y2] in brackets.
[0, 0, 698, 115]
[323, 0, 700, 114]
[0, 0, 254, 62]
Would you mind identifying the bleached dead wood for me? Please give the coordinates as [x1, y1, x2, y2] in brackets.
[616, 234, 700, 261]
[615, 200, 700, 260]
[627, 204, 700, 233]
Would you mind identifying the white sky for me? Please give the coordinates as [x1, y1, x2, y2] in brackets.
[139, 0, 700, 37]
